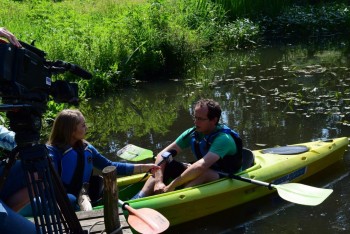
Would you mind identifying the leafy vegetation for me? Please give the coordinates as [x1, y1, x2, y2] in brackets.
[0, 0, 260, 97]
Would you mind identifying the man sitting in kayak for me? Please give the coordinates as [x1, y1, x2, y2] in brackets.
[132, 98, 243, 199]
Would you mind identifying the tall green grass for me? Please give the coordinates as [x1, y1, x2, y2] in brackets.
[0, 0, 261, 96]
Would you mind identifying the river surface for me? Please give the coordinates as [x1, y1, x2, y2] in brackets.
[79, 40, 350, 233]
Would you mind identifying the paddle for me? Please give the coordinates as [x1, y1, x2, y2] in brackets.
[117, 144, 153, 161]
[118, 199, 169, 234]
[230, 174, 333, 206]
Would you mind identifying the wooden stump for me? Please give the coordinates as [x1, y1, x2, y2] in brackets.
[102, 166, 122, 234]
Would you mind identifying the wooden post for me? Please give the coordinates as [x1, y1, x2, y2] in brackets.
[102, 166, 122, 234]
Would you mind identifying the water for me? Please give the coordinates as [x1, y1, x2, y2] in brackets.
[79, 40, 350, 233]
[167, 152, 350, 234]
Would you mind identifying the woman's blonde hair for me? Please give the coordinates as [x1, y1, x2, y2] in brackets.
[47, 109, 84, 148]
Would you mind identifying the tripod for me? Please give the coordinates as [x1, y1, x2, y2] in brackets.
[3, 106, 85, 233]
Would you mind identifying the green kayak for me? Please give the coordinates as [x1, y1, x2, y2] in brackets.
[97, 137, 349, 227]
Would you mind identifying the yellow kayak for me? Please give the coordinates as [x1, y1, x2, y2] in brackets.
[106, 137, 349, 226]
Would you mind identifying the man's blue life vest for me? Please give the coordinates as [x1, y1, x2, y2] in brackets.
[187, 125, 243, 174]
[47, 144, 93, 197]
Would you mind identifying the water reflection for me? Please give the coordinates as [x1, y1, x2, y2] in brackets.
[82, 57, 350, 153]
[78, 42, 350, 233]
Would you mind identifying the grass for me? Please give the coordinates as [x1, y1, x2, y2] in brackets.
[0, 0, 261, 97]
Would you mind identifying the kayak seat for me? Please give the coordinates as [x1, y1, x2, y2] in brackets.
[241, 148, 255, 170]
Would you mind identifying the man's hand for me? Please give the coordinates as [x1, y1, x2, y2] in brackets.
[0, 27, 21, 47]
[163, 183, 176, 193]
[154, 181, 166, 194]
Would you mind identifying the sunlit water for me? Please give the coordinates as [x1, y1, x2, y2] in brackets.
[79, 40, 350, 233]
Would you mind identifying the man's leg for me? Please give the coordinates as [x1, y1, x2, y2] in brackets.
[131, 176, 156, 199]
[184, 169, 219, 187]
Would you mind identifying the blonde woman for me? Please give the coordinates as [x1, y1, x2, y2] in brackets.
[47, 109, 159, 210]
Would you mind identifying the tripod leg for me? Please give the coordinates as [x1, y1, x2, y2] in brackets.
[48, 159, 84, 232]
[20, 144, 84, 234]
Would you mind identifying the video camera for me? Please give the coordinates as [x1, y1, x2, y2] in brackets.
[0, 39, 92, 145]
[0, 39, 91, 106]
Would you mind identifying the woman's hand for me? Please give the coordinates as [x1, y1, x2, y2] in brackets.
[145, 164, 160, 174]
[136, 164, 160, 174]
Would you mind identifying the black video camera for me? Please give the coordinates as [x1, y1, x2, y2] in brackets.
[0, 39, 92, 145]
[0, 39, 92, 106]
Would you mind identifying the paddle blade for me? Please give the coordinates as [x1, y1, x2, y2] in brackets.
[274, 183, 333, 206]
[127, 208, 170, 234]
[117, 144, 153, 161]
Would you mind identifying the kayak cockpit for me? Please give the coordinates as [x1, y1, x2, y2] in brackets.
[242, 148, 255, 170]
